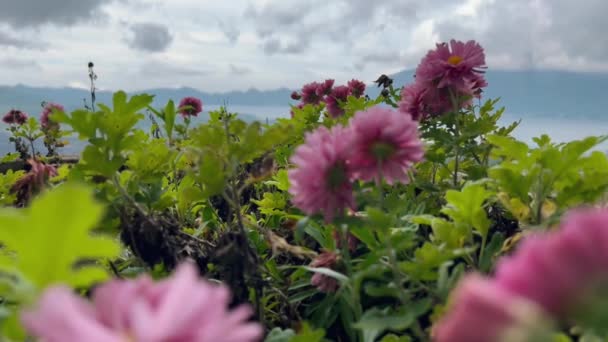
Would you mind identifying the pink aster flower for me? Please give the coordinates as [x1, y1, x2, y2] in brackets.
[494, 208, 608, 318]
[178, 97, 203, 117]
[2, 109, 28, 125]
[398, 82, 429, 121]
[21, 262, 263, 342]
[347, 79, 366, 98]
[315, 79, 334, 97]
[288, 125, 355, 222]
[415, 39, 487, 93]
[310, 251, 340, 293]
[40, 103, 64, 130]
[325, 85, 350, 118]
[348, 106, 424, 185]
[433, 274, 552, 342]
[301, 82, 323, 105]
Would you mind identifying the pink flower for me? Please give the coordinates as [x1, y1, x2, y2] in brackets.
[2, 109, 28, 125]
[433, 274, 551, 342]
[40, 103, 64, 130]
[347, 79, 366, 98]
[288, 125, 355, 222]
[310, 251, 340, 293]
[178, 97, 203, 117]
[301, 82, 323, 105]
[316, 79, 334, 97]
[415, 39, 487, 93]
[494, 208, 608, 317]
[348, 106, 424, 184]
[398, 82, 428, 121]
[21, 262, 263, 342]
[325, 85, 350, 118]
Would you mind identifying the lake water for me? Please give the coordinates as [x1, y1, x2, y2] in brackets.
[2, 106, 608, 156]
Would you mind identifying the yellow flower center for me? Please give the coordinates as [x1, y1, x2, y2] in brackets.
[447, 55, 463, 66]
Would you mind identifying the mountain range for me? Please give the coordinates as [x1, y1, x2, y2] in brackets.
[1, 70, 608, 120]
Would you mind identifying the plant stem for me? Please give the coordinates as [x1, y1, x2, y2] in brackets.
[28, 138, 36, 160]
[449, 90, 461, 187]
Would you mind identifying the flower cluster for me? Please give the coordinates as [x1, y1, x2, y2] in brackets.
[291, 78, 367, 118]
[398, 39, 487, 121]
[288, 105, 424, 222]
[434, 207, 608, 341]
[22, 262, 263, 342]
[40, 103, 64, 130]
[178, 96, 203, 117]
[2, 109, 28, 125]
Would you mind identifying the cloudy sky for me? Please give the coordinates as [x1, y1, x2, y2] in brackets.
[0, 0, 606, 92]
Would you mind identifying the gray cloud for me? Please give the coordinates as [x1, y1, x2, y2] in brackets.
[246, 0, 426, 56]
[0, 31, 30, 48]
[433, 0, 608, 71]
[139, 60, 210, 78]
[229, 64, 252, 75]
[0, 0, 113, 27]
[218, 20, 239, 44]
[127, 22, 173, 52]
[0, 57, 41, 69]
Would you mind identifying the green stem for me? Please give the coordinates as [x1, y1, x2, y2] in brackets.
[449, 90, 461, 187]
[478, 234, 487, 269]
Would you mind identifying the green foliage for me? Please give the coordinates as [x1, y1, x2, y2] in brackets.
[0, 183, 120, 289]
[488, 134, 608, 225]
[0, 170, 24, 206]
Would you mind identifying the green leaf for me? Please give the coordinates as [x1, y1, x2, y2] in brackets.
[303, 266, 349, 284]
[354, 300, 431, 342]
[0, 183, 120, 289]
[289, 323, 325, 342]
[264, 327, 296, 342]
[441, 182, 493, 238]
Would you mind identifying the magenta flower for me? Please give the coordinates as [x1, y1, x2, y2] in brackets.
[494, 208, 608, 317]
[288, 125, 355, 222]
[300, 82, 323, 105]
[315, 79, 335, 97]
[348, 106, 424, 185]
[40, 103, 64, 130]
[398, 82, 429, 121]
[433, 274, 551, 342]
[347, 79, 366, 98]
[2, 109, 28, 125]
[310, 251, 340, 293]
[325, 85, 350, 118]
[415, 39, 487, 93]
[178, 97, 203, 117]
[21, 262, 263, 342]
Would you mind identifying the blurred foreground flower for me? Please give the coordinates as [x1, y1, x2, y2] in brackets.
[433, 274, 553, 342]
[21, 262, 263, 342]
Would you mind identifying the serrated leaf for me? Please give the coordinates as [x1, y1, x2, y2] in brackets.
[0, 183, 120, 289]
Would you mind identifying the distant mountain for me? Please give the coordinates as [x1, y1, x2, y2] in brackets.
[1, 70, 608, 120]
[0, 85, 294, 116]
